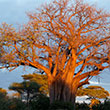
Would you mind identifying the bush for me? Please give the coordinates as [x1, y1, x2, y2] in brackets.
[49, 101, 74, 110]
[92, 100, 110, 110]
[0, 92, 12, 110]
[30, 94, 50, 110]
[0, 93, 27, 110]
[75, 103, 89, 110]
[9, 98, 27, 110]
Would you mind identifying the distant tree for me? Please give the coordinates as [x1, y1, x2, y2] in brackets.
[0, 88, 7, 103]
[12, 92, 21, 98]
[0, 88, 11, 110]
[0, 88, 7, 96]
[22, 73, 48, 95]
[1, 0, 110, 106]
[9, 81, 41, 104]
[77, 85, 109, 108]
[0, 88, 26, 110]
[77, 85, 109, 99]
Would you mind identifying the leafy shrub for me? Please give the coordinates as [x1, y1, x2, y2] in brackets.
[92, 100, 110, 110]
[0, 92, 12, 110]
[49, 101, 74, 110]
[9, 98, 26, 110]
[0, 92, 26, 110]
[75, 103, 89, 110]
[30, 94, 50, 110]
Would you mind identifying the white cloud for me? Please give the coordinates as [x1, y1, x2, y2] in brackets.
[89, 81, 110, 86]
[0, 68, 7, 72]
[76, 96, 90, 103]
[89, 81, 99, 85]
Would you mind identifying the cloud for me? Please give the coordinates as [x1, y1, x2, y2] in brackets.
[89, 81, 110, 86]
[89, 81, 99, 85]
[76, 96, 90, 103]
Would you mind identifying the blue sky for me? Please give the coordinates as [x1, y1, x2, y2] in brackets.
[0, 0, 110, 92]
[0, 0, 50, 27]
[0, 0, 110, 25]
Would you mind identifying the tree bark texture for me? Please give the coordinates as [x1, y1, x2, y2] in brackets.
[49, 77, 78, 106]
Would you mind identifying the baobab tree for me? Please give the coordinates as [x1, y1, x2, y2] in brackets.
[0, 0, 110, 106]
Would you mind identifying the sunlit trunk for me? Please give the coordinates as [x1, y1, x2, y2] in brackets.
[49, 78, 78, 107]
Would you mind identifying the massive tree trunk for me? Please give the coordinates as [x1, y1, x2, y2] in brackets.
[48, 77, 79, 107]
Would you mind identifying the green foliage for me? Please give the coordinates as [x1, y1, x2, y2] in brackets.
[77, 85, 109, 99]
[0, 88, 7, 95]
[77, 85, 109, 108]
[76, 101, 110, 110]
[49, 101, 74, 110]
[0, 90, 26, 110]
[8, 98, 26, 110]
[0, 93, 10, 110]
[86, 86, 109, 99]
[0, 90, 110, 110]
[75, 103, 90, 110]
[9, 82, 23, 94]
[9, 81, 40, 93]
[0, 90, 7, 99]
[22, 73, 48, 95]
[92, 99, 110, 110]
[0, 88, 10, 110]
[30, 94, 50, 110]
[9, 80, 41, 105]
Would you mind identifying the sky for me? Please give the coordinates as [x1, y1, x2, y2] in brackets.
[0, 0, 110, 93]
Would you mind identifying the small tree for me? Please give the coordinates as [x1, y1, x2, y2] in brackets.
[77, 85, 109, 108]
[9, 81, 41, 104]
[0, 88, 7, 96]
[0, 88, 11, 110]
[22, 73, 48, 95]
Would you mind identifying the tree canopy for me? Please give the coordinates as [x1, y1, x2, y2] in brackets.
[9, 81, 41, 103]
[0, 88, 7, 95]
[77, 85, 109, 99]
[0, 0, 110, 104]
[77, 85, 109, 108]
[22, 73, 48, 95]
